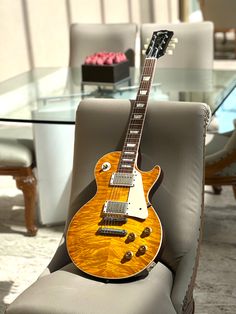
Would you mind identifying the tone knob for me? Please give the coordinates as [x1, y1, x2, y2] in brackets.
[127, 232, 136, 242]
[142, 227, 152, 237]
[138, 245, 147, 255]
[124, 251, 133, 260]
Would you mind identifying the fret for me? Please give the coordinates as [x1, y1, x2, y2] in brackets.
[123, 151, 135, 155]
[126, 143, 136, 147]
[129, 122, 143, 126]
[122, 158, 134, 162]
[136, 103, 145, 108]
[130, 130, 139, 134]
[139, 90, 147, 95]
[143, 76, 151, 81]
[133, 114, 143, 119]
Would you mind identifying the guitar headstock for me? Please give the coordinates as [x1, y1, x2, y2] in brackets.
[145, 30, 174, 59]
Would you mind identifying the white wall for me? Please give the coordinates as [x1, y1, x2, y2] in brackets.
[0, 0, 179, 82]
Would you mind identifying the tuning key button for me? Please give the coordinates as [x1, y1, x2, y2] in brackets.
[138, 245, 147, 255]
[142, 227, 152, 237]
[124, 251, 133, 260]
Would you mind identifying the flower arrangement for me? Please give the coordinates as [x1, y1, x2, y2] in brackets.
[84, 52, 128, 66]
[82, 52, 130, 83]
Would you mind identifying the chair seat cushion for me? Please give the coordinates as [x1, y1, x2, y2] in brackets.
[6, 262, 176, 314]
[0, 139, 34, 168]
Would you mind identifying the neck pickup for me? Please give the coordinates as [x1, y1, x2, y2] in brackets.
[110, 172, 136, 187]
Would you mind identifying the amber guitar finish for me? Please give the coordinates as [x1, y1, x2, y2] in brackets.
[67, 30, 174, 280]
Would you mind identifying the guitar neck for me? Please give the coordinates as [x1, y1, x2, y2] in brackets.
[118, 57, 157, 173]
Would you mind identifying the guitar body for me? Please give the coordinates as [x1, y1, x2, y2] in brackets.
[67, 151, 163, 280]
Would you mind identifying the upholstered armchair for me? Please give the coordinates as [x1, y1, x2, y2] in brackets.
[6, 99, 210, 313]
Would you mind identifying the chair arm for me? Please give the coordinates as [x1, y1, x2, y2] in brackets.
[171, 245, 199, 314]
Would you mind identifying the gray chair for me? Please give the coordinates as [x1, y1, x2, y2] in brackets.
[69, 23, 137, 67]
[5, 99, 210, 314]
[0, 137, 37, 236]
[199, 0, 236, 58]
[140, 21, 214, 68]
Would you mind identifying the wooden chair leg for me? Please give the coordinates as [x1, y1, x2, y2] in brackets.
[15, 170, 38, 236]
[232, 185, 236, 199]
[212, 185, 222, 195]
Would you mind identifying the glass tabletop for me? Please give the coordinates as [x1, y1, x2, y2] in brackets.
[0, 67, 235, 125]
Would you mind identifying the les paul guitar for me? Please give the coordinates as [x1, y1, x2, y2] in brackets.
[66, 30, 174, 280]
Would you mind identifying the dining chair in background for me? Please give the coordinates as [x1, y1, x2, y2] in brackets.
[140, 21, 214, 68]
[69, 23, 137, 68]
[199, 0, 236, 59]
[0, 125, 37, 236]
[6, 98, 210, 314]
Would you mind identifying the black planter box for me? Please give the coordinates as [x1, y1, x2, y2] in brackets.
[82, 61, 130, 83]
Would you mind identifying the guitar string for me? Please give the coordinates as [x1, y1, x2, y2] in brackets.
[107, 58, 155, 230]
[103, 60, 149, 230]
[105, 58, 156, 231]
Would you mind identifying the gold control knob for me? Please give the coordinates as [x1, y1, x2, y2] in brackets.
[138, 245, 147, 255]
[127, 232, 136, 242]
[142, 227, 152, 237]
[124, 251, 133, 260]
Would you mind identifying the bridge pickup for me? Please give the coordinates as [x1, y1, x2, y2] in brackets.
[110, 172, 135, 187]
[103, 217, 127, 224]
[98, 227, 127, 237]
[103, 201, 129, 215]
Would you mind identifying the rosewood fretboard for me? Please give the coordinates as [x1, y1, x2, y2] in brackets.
[118, 57, 157, 173]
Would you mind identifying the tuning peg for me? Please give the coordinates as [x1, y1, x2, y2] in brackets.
[142, 49, 146, 55]
[166, 49, 173, 55]
[171, 37, 178, 43]
[168, 43, 176, 49]
[144, 44, 148, 49]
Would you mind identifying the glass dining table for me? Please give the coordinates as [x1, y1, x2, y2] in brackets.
[0, 67, 235, 124]
[0, 66, 235, 225]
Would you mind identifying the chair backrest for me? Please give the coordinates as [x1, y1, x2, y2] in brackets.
[64, 99, 210, 272]
[69, 23, 137, 67]
[200, 0, 236, 31]
[141, 22, 214, 69]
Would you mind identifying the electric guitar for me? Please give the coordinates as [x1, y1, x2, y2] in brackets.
[66, 30, 174, 280]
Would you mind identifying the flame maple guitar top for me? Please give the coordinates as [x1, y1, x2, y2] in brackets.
[66, 151, 163, 280]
